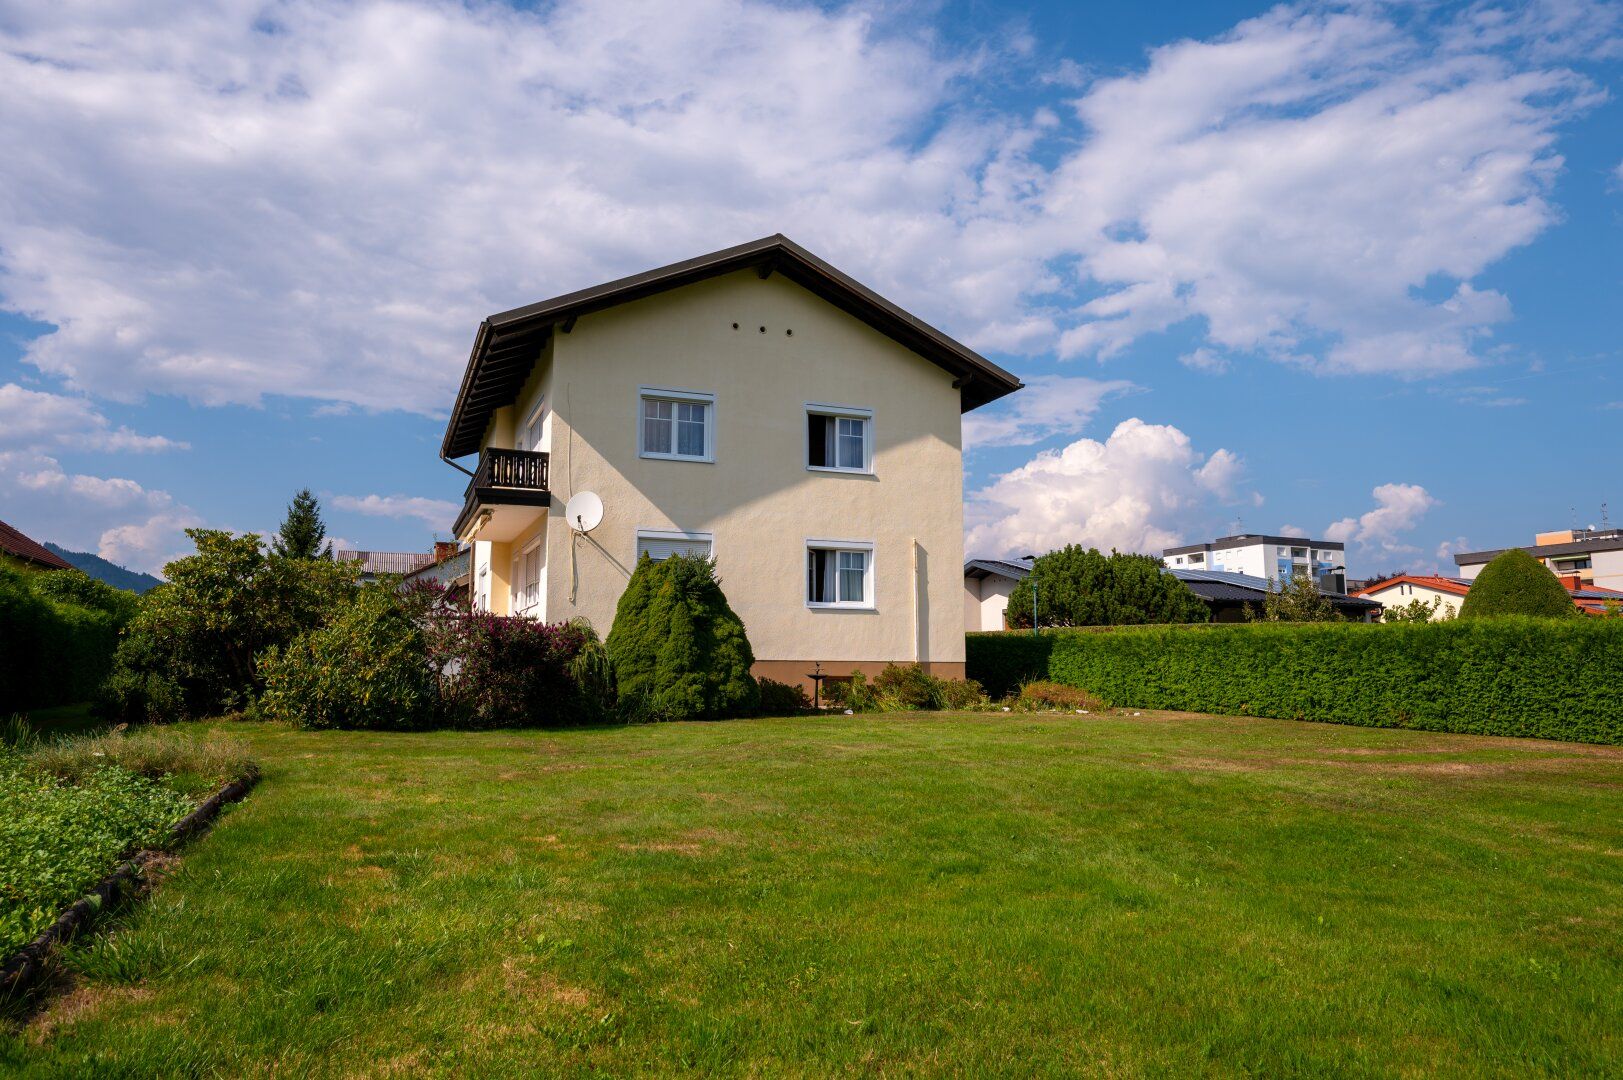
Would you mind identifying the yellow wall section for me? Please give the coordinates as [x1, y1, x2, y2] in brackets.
[531, 269, 967, 666]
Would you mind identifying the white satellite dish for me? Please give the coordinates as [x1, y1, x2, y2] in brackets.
[564, 491, 604, 533]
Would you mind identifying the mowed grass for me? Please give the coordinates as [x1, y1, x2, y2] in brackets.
[4, 712, 1620, 1077]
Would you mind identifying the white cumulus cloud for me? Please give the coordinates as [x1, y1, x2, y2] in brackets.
[961, 374, 1136, 450]
[0, 0, 1607, 425]
[965, 418, 1251, 558]
[0, 384, 185, 453]
[331, 493, 461, 533]
[1326, 482, 1438, 554]
[0, 450, 199, 573]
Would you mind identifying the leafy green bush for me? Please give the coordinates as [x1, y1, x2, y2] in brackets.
[964, 632, 1056, 699]
[1005, 546, 1209, 628]
[757, 678, 813, 715]
[256, 587, 436, 731]
[606, 554, 759, 722]
[100, 530, 359, 723]
[1015, 681, 1106, 712]
[0, 757, 193, 956]
[0, 563, 127, 712]
[1459, 549, 1578, 619]
[968, 620, 1623, 744]
[823, 664, 987, 712]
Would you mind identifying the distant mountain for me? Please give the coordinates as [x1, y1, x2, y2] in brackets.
[44, 543, 163, 593]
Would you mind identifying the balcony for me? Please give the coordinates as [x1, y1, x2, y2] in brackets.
[453, 448, 551, 542]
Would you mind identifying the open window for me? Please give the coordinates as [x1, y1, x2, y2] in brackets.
[806, 540, 874, 608]
[806, 405, 872, 473]
[639, 387, 714, 462]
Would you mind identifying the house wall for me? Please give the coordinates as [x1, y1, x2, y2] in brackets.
[1361, 582, 1463, 621]
[963, 573, 1018, 632]
[534, 269, 967, 683]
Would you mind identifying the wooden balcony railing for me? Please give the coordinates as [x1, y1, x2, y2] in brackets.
[454, 448, 551, 538]
[476, 447, 549, 491]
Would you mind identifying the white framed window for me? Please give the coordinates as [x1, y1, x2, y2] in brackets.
[475, 561, 490, 612]
[519, 397, 546, 453]
[512, 538, 543, 616]
[806, 403, 873, 473]
[806, 540, 874, 609]
[636, 529, 714, 563]
[639, 387, 714, 462]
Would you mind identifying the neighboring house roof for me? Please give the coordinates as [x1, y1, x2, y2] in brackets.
[333, 550, 438, 576]
[1563, 578, 1623, 615]
[0, 518, 72, 570]
[402, 549, 470, 586]
[1168, 567, 1381, 611]
[1354, 574, 1471, 598]
[442, 235, 1025, 460]
[964, 557, 1034, 581]
[1454, 531, 1623, 567]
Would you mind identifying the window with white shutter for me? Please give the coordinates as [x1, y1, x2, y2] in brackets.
[635, 530, 714, 563]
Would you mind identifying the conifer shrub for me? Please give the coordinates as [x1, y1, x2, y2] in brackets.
[605, 553, 759, 722]
[1459, 549, 1578, 619]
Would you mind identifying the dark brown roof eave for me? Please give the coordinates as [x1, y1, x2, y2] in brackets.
[441, 235, 1023, 460]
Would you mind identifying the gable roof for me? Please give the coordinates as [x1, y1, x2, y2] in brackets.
[0, 518, 72, 570]
[1354, 574, 1471, 598]
[964, 557, 1034, 581]
[442, 235, 1024, 460]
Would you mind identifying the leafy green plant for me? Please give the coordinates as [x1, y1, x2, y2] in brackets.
[606, 554, 759, 722]
[0, 759, 194, 956]
[967, 619, 1623, 744]
[100, 529, 360, 723]
[1251, 569, 1340, 622]
[1004, 546, 1209, 628]
[756, 678, 812, 715]
[256, 586, 436, 731]
[823, 665, 987, 712]
[1382, 596, 1454, 623]
[0, 564, 128, 712]
[1459, 549, 1578, 619]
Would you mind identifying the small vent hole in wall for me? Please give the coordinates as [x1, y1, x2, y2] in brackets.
[759, 325, 766, 333]
[786, 328, 793, 336]
[731, 322, 739, 330]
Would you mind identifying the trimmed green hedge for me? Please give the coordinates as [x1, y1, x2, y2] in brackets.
[967, 619, 1623, 744]
[0, 563, 126, 712]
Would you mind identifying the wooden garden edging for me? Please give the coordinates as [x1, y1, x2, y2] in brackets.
[0, 770, 259, 1002]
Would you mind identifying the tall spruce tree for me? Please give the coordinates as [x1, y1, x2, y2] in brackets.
[272, 489, 331, 559]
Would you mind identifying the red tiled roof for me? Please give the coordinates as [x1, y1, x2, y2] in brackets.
[0, 518, 72, 570]
[1353, 574, 1471, 598]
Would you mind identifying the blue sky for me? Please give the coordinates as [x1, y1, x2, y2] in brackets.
[1, 0, 1619, 576]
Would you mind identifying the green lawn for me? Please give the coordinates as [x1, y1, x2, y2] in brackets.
[4, 711, 1620, 1077]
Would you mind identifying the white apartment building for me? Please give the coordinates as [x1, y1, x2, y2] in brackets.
[1454, 528, 1623, 592]
[1162, 535, 1348, 593]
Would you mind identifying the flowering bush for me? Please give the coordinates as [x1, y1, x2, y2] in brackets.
[430, 611, 596, 728]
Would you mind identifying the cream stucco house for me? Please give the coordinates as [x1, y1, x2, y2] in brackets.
[441, 236, 1022, 688]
